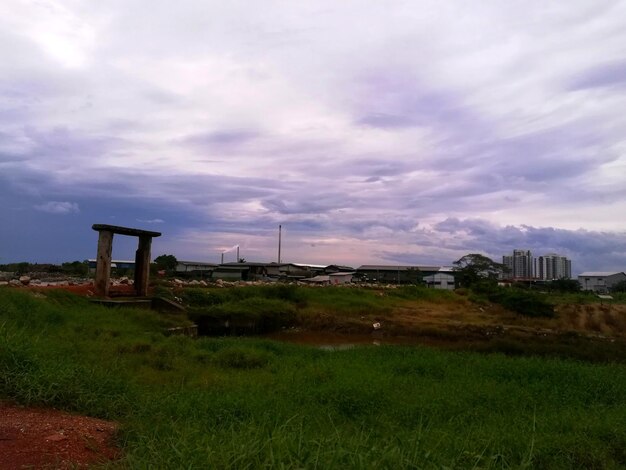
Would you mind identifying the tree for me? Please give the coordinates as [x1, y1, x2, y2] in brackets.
[61, 260, 89, 277]
[153, 254, 178, 272]
[405, 267, 423, 285]
[548, 278, 581, 293]
[610, 280, 626, 293]
[453, 253, 505, 289]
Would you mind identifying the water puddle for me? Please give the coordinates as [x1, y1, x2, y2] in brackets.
[263, 330, 421, 350]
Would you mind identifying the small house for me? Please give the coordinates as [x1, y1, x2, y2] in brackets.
[578, 272, 626, 293]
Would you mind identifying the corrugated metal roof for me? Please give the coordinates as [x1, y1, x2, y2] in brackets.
[301, 275, 330, 283]
[214, 266, 249, 271]
[325, 264, 355, 270]
[357, 265, 450, 272]
[221, 262, 275, 267]
[357, 265, 421, 271]
[578, 272, 624, 277]
[88, 259, 135, 264]
[178, 261, 217, 266]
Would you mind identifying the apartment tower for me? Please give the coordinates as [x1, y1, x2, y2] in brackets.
[502, 250, 534, 280]
[536, 253, 572, 280]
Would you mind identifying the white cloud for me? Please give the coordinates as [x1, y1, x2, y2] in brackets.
[34, 201, 79, 214]
[136, 218, 164, 224]
[1, 1, 626, 267]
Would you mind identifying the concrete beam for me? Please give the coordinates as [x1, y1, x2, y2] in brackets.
[94, 230, 114, 297]
[134, 235, 152, 297]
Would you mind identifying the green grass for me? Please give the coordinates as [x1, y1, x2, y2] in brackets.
[183, 285, 456, 333]
[2, 287, 626, 468]
[546, 290, 626, 305]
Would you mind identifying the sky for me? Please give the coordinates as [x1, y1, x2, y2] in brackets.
[1, 0, 626, 272]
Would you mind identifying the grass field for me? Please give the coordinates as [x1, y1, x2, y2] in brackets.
[2, 287, 626, 468]
[180, 284, 626, 363]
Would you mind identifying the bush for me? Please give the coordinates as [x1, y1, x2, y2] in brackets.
[488, 289, 554, 317]
[548, 279, 582, 293]
[189, 297, 297, 333]
[153, 285, 175, 300]
[182, 288, 226, 307]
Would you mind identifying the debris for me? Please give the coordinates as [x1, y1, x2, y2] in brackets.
[373, 322, 381, 330]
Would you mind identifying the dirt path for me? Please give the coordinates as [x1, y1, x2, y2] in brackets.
[0, 402, 120, 469]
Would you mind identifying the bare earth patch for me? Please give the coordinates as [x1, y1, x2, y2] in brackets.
[0, 402, 121, 469]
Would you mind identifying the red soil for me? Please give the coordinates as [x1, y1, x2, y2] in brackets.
[27, 282, 138, 297]
[0, 402, 121, 469]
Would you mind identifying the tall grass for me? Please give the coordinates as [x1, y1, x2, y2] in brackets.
[1, 288, 626, 468]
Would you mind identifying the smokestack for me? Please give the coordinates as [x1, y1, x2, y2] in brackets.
[221, 252, 224, 264]
[237, 245, 240, 262]
[278, 225, 282, 263]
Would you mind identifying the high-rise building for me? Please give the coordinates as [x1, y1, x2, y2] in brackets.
[502, 249, 534, 280]
[536, 254, 571, 280]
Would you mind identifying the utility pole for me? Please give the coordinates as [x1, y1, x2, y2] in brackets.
[278, 225, 282, 263]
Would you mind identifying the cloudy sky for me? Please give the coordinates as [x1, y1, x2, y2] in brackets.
[1, 0, 626, 272]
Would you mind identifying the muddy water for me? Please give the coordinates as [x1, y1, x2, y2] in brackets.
[263, 330, 422, 350]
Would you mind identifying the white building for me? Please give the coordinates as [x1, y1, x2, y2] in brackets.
[536, 254, 572, 280]
[329, 272, 354, 284]
[175, 261, 216, 273]
[301, 272, 355, 285]
[423, 272, 455, 290]
[578, 272, 626, 293]
[503, 250, 534, 280]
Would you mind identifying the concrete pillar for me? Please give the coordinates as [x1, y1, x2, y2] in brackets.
[94, 230, 114, 297]
[134, 235, 152, 296]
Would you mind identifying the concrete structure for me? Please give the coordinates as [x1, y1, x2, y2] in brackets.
[423, 272, 455, 290]
[88, 259, 135, 273]
[578, 272, 626, 293]
[212, 265, 249, 281]
[536, 254, 571, 280]
[503, 250, 534, 280]
[300, 275, 331, 284]
[356, 265, 423, 284]
[211, 262, 356, 281]
[301, 272, 354, 285]
[175, 261, 217, 273]
[356, 265, 454, 285]
[329, 272, 354, 284]
[220, 262, 282, 280]
[324, 265, 355, 274]
[278, 263, 317, 279]
[92, 224, 161, 297]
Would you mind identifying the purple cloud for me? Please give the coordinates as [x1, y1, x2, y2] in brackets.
[182, 129, 260, 151]
[0, 1, 624, 270]
[569, 60, 626, 90]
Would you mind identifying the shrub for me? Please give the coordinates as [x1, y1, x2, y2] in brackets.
[153, 285, 175, 300]
[188, 297, 297, 333]
[181, 288, 226, 307]
[488, 289, 555, 317]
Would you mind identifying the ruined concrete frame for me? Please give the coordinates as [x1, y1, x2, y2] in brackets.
[92, 224, 162, 297]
